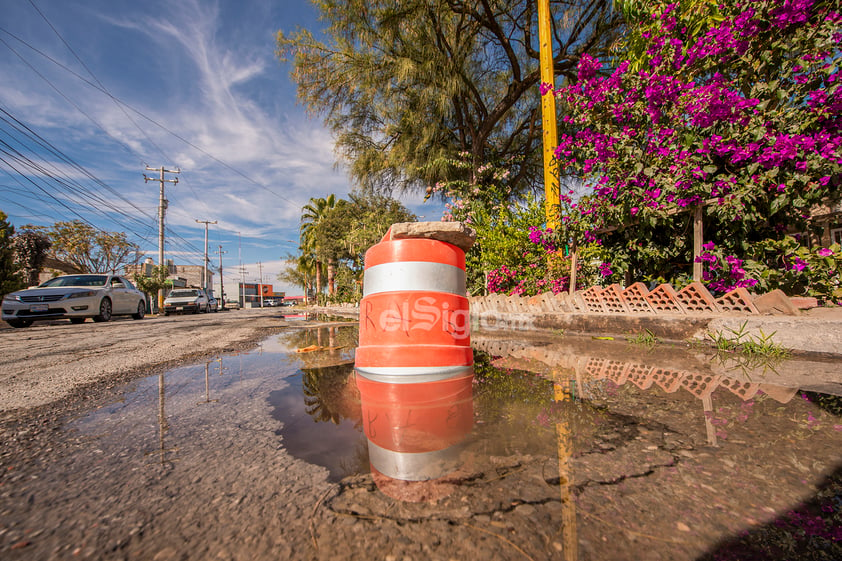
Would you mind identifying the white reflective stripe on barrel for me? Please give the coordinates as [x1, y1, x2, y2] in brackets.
[355, 365, 472, 384]
[367, 440, 465, 481]
[363, 261, 466, 296]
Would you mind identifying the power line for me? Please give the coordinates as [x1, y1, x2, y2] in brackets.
[0, 26, 299, 208]
[24, 0, 173, 165]
[0, 28, 214, 226]
[0, 20, 301, 267]
[0, 106, 207, 262]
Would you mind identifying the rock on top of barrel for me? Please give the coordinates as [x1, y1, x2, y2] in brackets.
[388, 222, 477, 252]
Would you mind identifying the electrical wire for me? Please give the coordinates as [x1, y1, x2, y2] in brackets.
[0, 14, 303, 271]
[0, 26, 300, 207]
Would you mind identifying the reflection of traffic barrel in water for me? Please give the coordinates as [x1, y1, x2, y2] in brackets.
[356, 371, 474, 502]
[356, 225, 474, 383]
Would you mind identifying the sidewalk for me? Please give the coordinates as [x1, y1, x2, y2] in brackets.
[312, 304, 842, 358]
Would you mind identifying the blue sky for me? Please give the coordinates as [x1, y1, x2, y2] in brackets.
[0, 0, 439, 297]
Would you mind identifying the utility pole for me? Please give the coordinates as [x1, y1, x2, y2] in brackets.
[195, 219, 217, 292]
[239, 265, 247, 308]
[538, 0, 559, 228]
[238, 232, 245, 308]
[257, 261, 264, 308]
[216, 245, 226, 309]
[144, 166, 180, 311]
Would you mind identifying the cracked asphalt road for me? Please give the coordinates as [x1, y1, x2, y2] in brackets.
[0, 308, 286, 416]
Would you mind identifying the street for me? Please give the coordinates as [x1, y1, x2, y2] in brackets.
[0, 308, 294, 416]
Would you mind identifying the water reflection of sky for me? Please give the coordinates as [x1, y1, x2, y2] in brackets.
[59, 325, 842, 560]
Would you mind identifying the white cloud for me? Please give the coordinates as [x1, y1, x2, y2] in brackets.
[0, 0, 358, 272]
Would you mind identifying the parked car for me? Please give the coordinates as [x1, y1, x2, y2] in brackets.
[162, 288, 209, 315]
[207, 294, 219, 312]
[2, 273, 147, 328]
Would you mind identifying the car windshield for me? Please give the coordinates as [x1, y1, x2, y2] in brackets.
[39, 275, 108, 288]
[169, 290, 199, 297]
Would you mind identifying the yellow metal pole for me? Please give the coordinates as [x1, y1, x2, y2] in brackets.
[538, 0, 559, 229]
[553, 379, 578, 561]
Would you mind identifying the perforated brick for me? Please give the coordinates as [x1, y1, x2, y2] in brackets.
[625, 363, 655, 389]
[571, 291, 589, 313]
[600, 284, 630, 313]
[757, 384, 799, 404]
[581, 286, 606, 312]
[527, 294, 544, 312]
[645, 284, 685, 314]
[679, 372, 722, 399]
[719, 378, 760, 401]
[675, 282, 718, 314]
[535, 349, 557, 364]
[622, 282, 654, 313]
[551, 292, 574, 313]
[716, 287, 759, 314]
[486, 294, 504, 313]
[538, 292, 557, 312]
[752, 289, 800, 315]
[651, 368, 686, 393]
[790, 296, 818, 309]
[584, 357, 609, 379]
[604, 360, 630, 385]
[505, 294, 524, 313]
[479, 340, 508, 357]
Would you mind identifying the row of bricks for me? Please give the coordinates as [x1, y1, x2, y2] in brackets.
[475, 340, 799, 404]
[470, 283, 814, 316]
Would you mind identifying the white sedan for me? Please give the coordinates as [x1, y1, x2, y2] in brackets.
[1, 274, 147, 328]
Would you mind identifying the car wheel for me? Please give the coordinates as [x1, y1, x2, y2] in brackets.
[70, 318, 86, 324]
[7, 319, 33, 328]
[93, 297, 112, 322]
[132, 300, 146, 320]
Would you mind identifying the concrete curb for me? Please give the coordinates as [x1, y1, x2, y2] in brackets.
[310, 305, 842, 358]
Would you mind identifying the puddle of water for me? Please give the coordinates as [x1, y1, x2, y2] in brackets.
[267, 361, 366, 482]
[6, 325, 842, 560]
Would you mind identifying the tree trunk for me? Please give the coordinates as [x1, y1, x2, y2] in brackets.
[314, 261, 322, 301]
[327, 260, 336, 297]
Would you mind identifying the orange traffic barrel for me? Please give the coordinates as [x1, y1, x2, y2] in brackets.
[356, 224, 473, 383]
[356, 371, 474, 502]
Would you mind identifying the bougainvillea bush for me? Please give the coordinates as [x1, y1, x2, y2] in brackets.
[546, 0, 841, 299]
[432, 155, 566, 296]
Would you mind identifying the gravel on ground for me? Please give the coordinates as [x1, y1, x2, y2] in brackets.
[0, 308, 292, 418]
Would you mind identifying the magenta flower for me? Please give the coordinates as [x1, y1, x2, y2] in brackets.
[818, 247, 834, 256]
[791, 257, 808, 272]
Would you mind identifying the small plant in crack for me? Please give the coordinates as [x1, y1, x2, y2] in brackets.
[626, 329, 659, 348]
[706, 321, 791, 361]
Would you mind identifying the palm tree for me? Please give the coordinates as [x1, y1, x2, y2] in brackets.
[296, 252, 318, 305]
[300, 195, 337, 300]
[277, 252, 318, 305]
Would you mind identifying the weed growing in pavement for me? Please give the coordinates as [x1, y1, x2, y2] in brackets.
[706, 321, 791, 360]
[626, 329, 659, 349]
